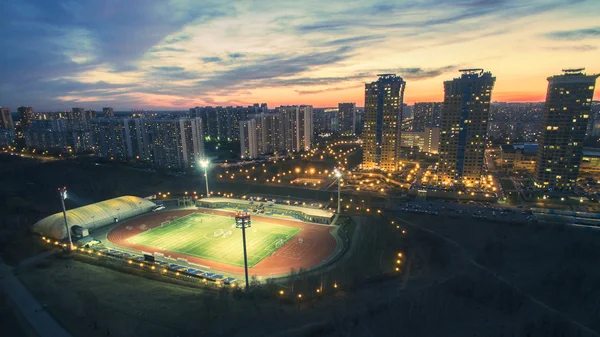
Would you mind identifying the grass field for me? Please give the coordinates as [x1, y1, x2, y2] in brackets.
[126, 213, 301, 267]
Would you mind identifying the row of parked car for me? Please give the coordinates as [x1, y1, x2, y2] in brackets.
[400, 204, 440, 216]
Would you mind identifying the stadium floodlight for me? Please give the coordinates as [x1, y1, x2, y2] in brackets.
[235, 212, 252, 292]
[199, 159, 210, 197]
[333, 169, 342, 214]
[58, 186, 73, 250]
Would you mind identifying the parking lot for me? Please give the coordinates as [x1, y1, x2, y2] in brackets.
[392, 199, 533, 224]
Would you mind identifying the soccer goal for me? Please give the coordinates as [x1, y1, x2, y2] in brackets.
[222, 230, 232, 238]
[214, 229, 224, 237]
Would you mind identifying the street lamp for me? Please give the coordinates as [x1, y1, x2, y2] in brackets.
[235, 212, 252, 291]
[58, 187, 73, 250]
[334, 169, 342, 214]
[200, 159, 210, 197]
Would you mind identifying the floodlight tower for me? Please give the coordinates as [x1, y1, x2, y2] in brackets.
[200, 159, 210, 197]
[235, 212, 251, 291]
[334, 169, 342, 214]
[58, 186, 73, 250]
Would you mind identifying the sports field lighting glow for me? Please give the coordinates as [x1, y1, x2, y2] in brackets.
[200, 159, 210, 197]
[279, 290, 284, 295]
[58, 186, 73, 250]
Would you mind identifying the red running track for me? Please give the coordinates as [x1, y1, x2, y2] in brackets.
[107, 208, 338, 277]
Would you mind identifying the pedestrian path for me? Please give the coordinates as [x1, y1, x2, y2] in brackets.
[0, 254, 71, 337]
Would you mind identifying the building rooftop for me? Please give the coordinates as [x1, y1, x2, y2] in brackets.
[583, 147, 600, 158]
[32, 196, 155, 239]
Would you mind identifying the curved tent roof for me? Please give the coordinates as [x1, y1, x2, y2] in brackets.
[32, 196, 155, 240]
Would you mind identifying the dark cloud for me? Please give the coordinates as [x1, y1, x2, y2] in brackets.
[152, 46, 188, 52]
[164, 35, 192, 44]
[544, 45, 597, 51]
[202, 57, 223, 63]
[544, 27, 600, 41]
[296, 0, 581, 33]
[268, 73, 371, 87]
[153, 66, 186, 72]
[321, 35, 385, 47]
[458, 0, 507, 7]
[296, 84, 362, 95]
[0, 0, 231, 108]
[151, 66, 200, 80]
[375, 66, 457, 80]
[108, 64, 139, 73]
[3, 1, 230, 64]
[197, 46, 357, 89]
[43, 79, 136, 92]
[228, 53, 246, 59]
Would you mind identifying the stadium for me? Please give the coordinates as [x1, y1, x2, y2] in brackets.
[32, 195, 345, 282]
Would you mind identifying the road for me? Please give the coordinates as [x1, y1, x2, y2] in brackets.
[0, 253, 71, 337]
[485, 149, 505, 200]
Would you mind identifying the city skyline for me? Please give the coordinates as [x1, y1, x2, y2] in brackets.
[1, 0, 599, 111]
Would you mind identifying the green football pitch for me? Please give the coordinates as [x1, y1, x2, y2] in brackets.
[126, 213, 301, 267]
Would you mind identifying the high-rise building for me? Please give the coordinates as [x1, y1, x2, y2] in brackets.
[69, 107, 85, 120]
[68, 107, 88, 131]
[1, 107, 14, 129]
[591, 101, 600, 136]
[355, 107, 364, 135]
[338, 103, 356, 135]
[0, 106, 15, 146]
[438, 69, 496, 186]
[89, 118, 151, 161]
[17, 106, 35, 137]
[400, 127, 440, 154]
[103, 107, 115, 117]
[0, 129, 15, 146]
[240, 119, 258, 159]
[314, 108, 337, 134]
[276, 105, 313, 152]
[254, 113, 281, 154]
[362, 74, 405, 171]
[534, 69, 599, 190]
[252, 103, 269, 114]
[413, 102, 442, 131]
[85, 110, 97, 119]
[24, 119, 71, 152]
[147, 118, 205, 170]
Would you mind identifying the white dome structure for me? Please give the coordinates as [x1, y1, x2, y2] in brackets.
[32, 196, 155, 239]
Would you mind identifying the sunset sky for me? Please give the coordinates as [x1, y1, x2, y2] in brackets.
[1, 0, 599, 111]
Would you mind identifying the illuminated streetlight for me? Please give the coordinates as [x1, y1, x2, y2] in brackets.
[334, 169, 342, 214]
[199, 159, 210, 197]
[58, 187, 73, 250]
